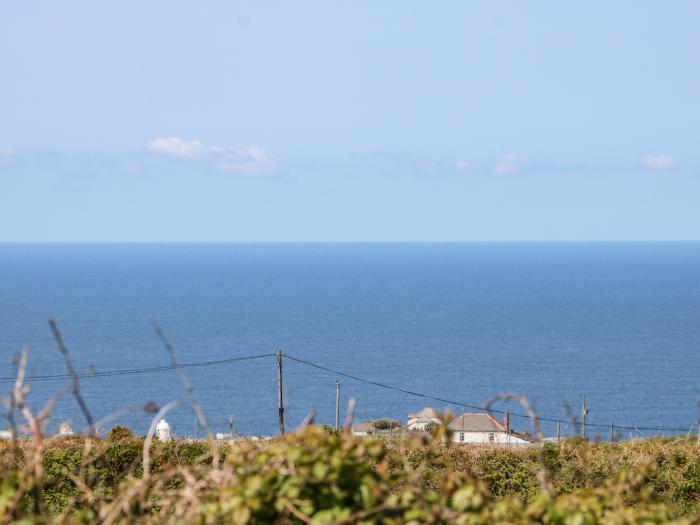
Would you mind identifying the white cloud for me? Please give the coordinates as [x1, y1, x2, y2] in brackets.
[147, 137, 208, 159]
[0, 148, 15, 158]
[641, 154, 675, 171]
[146, 137, 277, 175]
[493, 154, 527, 175]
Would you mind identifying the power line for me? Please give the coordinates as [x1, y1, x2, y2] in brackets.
[1, 350, 692, 434]
[0, 353, 276, 385]
[283, 354, 691, 434]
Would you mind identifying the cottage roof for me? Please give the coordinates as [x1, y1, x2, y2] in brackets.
[351, 422, 374, 433]
[407, 407, 441, 420]
[448, 413, 507, 433]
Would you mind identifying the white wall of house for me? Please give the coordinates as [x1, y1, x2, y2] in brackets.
[452, 430, 530, 445]
[407, 417, 441, 431]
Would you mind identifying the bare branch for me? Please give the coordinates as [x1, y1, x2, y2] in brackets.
[152, 322, 221, 470]
[297, 409, 316, 430]
[49, 319, 96, 436]
[342, 398, 356, 433]
[142, 400, 181, 477]
[485, 393, 550, 496]
[559, 394, 579, 435]
[11, 347, 47, 515]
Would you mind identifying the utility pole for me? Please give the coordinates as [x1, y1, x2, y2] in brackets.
[277, 350, 285, 434]
[556, 420, 561, 444]
[610, 421, 614, 443]
[335, 380, 341, 431]
[581, 394, 589, 439]
[504, 410, 510, 445]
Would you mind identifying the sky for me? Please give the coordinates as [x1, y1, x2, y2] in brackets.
[1, 1, 699, 241]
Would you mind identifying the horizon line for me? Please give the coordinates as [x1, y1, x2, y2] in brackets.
[1, 239, 699, 245]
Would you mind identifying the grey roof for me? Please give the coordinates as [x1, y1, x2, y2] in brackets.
[448, 413, 506, 432]
[407, 407, 442, 419]
[351, 422, 374, 433]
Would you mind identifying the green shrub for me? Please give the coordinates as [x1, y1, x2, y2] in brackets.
[373, 419, 401, 430]
[3, 431, 700, 523]
[107, 425, 134, 442]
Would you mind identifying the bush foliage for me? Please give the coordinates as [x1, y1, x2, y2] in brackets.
[372, 419, 401, 430]
[2, 426, 700, 523]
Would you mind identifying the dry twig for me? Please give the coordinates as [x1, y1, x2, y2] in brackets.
[49, 318, 96, 435]
[485, 393, 551, 496]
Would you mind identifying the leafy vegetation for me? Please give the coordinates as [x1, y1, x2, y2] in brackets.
[2, 332, 697, 523]
[2, 426, 700, 523]
[372, 419, 401, 430]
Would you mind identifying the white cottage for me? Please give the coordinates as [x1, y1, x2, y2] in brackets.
[406, 407, 442, 431]
[350, 422, 375, 436]
[449, 413, 531, 446]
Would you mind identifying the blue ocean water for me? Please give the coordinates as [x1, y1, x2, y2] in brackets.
[1, 242, 699, 439]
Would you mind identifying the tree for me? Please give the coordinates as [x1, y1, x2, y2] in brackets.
[372, 419, 401, 430]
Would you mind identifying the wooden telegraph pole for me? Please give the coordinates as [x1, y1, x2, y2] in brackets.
[556, 420, 561, 444]
[581, 394, 589, 439]
[335, 380, 341, 431]
[504, 410, 510, 444]
[610, 421, 615, 443]
[277, 350, 285, 434]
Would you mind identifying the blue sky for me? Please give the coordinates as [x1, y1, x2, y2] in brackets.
[1, 1, 699, 241]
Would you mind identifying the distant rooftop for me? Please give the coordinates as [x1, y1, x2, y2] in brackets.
[407, 407, 442, 420]
[351, 422, 374, 433]
[448, 413, 506, 433]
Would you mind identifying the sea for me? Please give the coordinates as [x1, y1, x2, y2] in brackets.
[1, 242, 699, 439]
